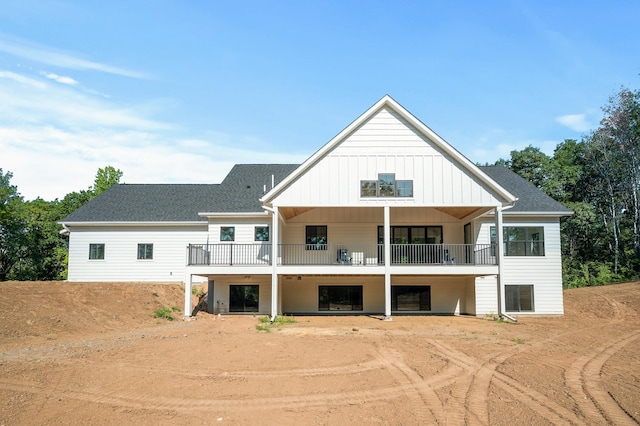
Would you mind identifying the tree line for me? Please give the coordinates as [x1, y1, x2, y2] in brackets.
[491, 87, 640, 287]
[0, 166, 122, 281]
[1, 87, 639, 287]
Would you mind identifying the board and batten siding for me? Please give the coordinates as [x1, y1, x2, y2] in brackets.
[475, 217, 564, 315]
[67, 225, 207, 282]
[271, 108, 503, 208]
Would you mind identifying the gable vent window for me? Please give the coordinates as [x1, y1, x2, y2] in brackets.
[361, 173, 413, 198]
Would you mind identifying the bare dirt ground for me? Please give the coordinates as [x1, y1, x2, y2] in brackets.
[1, 281, 639, 425]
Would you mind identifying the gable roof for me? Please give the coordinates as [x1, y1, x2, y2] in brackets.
[261, 95, 517, 205]
[61, 164, 298, 223]
[479, 166, 572, 215]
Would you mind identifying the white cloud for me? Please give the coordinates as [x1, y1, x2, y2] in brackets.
[0, 33, 147, 79]
[0, 126, 308, 201]
[556, 114, 592, 132]
[0, 69, 168, 130]
[40, 71, 78, 86]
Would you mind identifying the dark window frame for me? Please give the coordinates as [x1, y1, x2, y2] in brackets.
[306, 225, 327, 250]
[220, 226, 235, 242]
[89, 243, 105, 260]
[505, 285, 535, 312]
[229, 285, 259, 312]
[360, 173, 413, 198]
[137, 243, 153, 260]
[254, 226, 270, 242]
[490, 226, 545, 256]
[318, 285, 363, 311]
[392, 285, 431, 311]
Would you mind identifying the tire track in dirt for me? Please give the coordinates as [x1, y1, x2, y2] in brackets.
[565, 331, 640, 426]
[428, 339, 584, 425]
[0, 378, 432, 413]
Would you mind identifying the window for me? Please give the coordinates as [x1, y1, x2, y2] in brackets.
[505, 285, 534, 312]
[220, 226, 235, 241]
[137, 243, 153, 260]
[490, 226, 545, 256]
[306, 225, 327, 250]
[319, 286, 363, 311]
[89, 243, 105, 260]
[360, 173, 413, 198]
[229, 285, 259, 312]
[254, 226, 270, 242]
[392, 286, 431, 311]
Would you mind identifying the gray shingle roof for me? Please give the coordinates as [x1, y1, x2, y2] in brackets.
[62, 163, 570, 223]
[479, 165, 572, 214]
[62, 165, 299, 223]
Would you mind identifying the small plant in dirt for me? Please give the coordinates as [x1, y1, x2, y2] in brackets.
[255, 315, 296, 332]
[152, 292, 159, 297]
[513, 338, 525, 344]
[154, 307, 175, 321]
[192, 286, 205, 297]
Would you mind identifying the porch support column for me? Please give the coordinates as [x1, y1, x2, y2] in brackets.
[494, 206, 505, 316]
[270, 206, 279, 321]
[384, 205, 392, 320]
[184, 272, 192, 318]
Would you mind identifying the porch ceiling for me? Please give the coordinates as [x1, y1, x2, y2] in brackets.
[433, 206, 484, 220]
[280, 207, 315, 219]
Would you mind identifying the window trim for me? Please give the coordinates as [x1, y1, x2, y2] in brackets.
[220, 226, 235, 242]
[89, 243, 105, 260]
[318, 285, 363, 311]
[137, 243, 154, 260]
[360, 173, 413, 198]
[254, 226, 270, 242]
[306, 225, 328, 250]
[490, 226, 545, 256]
[505, 284, 535, 312]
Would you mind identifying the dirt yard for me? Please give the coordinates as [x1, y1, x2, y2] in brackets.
[1, 281, 639, 425]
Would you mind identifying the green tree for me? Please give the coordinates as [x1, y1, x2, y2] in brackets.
[0, 169, 26, 281]
[498, 145, 551, 189]
[92, 166, 123, 196]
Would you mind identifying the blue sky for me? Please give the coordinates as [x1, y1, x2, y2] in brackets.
[1, 0, 638, 201]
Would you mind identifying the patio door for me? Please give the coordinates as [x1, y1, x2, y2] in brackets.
[229, 285, 259, 312]
[378, 226, 443, 263]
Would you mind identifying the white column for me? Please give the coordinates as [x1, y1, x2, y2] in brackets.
[384, 206, 392, 320]
[184, 272, 192, 317]
[494, 206, 505, 316]
[270, 206, 279, 321]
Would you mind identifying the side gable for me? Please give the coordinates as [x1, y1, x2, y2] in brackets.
[261, 95, 516, 208]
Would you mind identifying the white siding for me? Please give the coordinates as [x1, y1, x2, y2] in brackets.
[474, 217, 564, 315]
[272, 108, 503, 208]
[67, 225, 207, 282]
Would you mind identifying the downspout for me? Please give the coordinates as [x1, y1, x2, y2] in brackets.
[263, 205, 278, 323]
[497, 200, 518, 323]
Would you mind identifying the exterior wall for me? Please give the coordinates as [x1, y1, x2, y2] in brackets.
[281, 275, 475, 315]
[474, 276, 499, 315]
[67, 225, 207, 282]
[272, 108, 503, 208]
[475, 216, 564, 315]
[207, 217, 271, 243]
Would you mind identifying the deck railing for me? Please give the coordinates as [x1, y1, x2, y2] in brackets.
[187, 243, 496, 266]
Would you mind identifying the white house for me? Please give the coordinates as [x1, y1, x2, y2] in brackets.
[61, 95, 571, 320]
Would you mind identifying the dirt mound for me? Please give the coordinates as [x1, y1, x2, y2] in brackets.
[1, 281, 639, 425]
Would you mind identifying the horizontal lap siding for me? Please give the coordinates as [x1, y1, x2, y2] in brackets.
[272, 108, 501, 207]
[67, 225, 207, 282]
[474, 218, 564, 315]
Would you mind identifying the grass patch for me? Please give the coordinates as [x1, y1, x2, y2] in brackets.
[152, 292, 159, 297]
[154, 307, 175, 321]
[255, 315, 296, 332]
[513, 338, 525, 344]
[191, 286, 205, 297]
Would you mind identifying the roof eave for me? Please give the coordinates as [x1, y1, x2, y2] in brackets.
[59, 221, 207, 227]
[198, 212, 269, 218]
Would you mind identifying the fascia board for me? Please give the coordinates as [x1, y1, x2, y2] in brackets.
[198, 212, 269, 218]
[59, 221, 206, 227]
